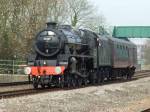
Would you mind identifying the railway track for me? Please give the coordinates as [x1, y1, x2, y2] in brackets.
[134, 70, 150, 79]
[0, 70, 149, 87]
[0, 70, 150, 99]
[0, 81, 30, 87]
[135, 70, 150, 73]
[0, 88, 63, 99]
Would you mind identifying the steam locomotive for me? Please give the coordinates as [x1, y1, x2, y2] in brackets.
[24, 22, 137, 88]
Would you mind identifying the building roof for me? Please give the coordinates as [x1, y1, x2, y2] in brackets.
[113, 26, 150, 38]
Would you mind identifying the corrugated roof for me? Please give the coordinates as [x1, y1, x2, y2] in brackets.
[113, 26, 150, 38]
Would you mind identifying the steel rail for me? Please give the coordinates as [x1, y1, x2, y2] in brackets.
[0, 70, 150, 99]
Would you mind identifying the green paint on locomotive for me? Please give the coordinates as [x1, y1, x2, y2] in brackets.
[93, 35, 137, 68]
[93, 36, 111, 68]
[115, 44, 129, 59]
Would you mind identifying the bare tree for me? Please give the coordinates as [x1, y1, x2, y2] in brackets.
[0, 0, 108, 59]
[0, 0, 51, 59]
[64, 0, 107, 33]
[66, 0, 94, 27]
[82, 13, 107, 33]
[47, 0, 68, 24]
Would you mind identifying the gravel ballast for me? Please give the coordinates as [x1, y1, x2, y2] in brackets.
[0, 77, 150, 112]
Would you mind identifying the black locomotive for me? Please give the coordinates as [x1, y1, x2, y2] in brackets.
[24, 22, 137, 88]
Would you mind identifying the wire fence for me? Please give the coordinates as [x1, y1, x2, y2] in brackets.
[0, 60, 27, 75]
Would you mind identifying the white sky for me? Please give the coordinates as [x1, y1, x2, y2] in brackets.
[89, 0, 150, 44]
[90, 0, 150, 26]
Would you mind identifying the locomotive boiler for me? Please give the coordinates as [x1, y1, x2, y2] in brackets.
[24, 22, 137, 88]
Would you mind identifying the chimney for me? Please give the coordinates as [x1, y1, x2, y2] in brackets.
[59, 25, 72, 30]
[46, 22, 57, 29]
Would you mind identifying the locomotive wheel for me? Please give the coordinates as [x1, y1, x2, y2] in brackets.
[32, 77, 39, 89]
[127, 73, 132, 80]
[68, 73, 77, 88]
[96, 71, 102, 85]
[126, 68, 132, 80]
[101, 70, 105, 83]
[92, 79, 96, 85]
[106, 70, 111, 81]
[66, 75, 71, 88]
[111, 70, 117, 80]
[97, 74, 104, 84]
[67, 82, 71, 88]
[128, 69, 135, 80]
[90, 72, 96, 85]
[77, 78, 82, 87]
[71, 78, 76, 88]
[97, 77, 101, 85]
[122, 74, 128, 80]
[48, 83, 51, 88]
[60, 83, 64, 88]
[59, 76, 64, 88]
[96, 76, 100, 84]
[33, 82, 38, 89]
[41, 84, 45, 88]
[83, 78, 88, 86]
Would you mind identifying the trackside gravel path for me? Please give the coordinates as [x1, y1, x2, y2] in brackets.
[0, 77, 150, 112]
